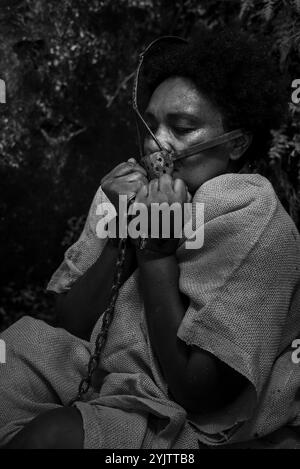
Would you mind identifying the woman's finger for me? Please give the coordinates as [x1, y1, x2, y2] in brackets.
[102, 159, 148, 183]
[115, 163, 147, 179]
[101, 162, 135, 183]
[131, 162, 148, 177]
[158, 173, 173, 194]
[112, 161, 138, 178]
[125, 171, 148, 186]
[134, 184, 148, 203]
[148, 178, 159, 198]
[122, 178, 149, 197]
[173, 178, 187, 201]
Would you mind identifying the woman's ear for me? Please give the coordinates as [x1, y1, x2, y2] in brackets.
[228, 132, 253, 161]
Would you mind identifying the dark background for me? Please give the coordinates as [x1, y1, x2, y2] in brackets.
[0, 0, 300, 330]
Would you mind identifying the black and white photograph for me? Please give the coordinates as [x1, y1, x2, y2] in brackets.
[0, 0, 300, 451]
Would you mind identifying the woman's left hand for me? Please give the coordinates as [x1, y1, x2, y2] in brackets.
[128, 174, 189, 255]
[136, 173, 188, 205]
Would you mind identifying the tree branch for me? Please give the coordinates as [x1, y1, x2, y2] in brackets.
[106, 72, 135, 109]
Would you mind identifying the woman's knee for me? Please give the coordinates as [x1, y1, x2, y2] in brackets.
[6, 407, 84, 449]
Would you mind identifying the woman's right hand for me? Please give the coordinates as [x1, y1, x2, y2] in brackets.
[101, 158, 148, 216]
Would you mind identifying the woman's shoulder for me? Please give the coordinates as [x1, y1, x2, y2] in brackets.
[194, 172, 276, 206]
[192, 172, 299, 246]
[193, 172, 287, 220]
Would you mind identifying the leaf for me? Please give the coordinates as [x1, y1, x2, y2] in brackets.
[239, 0, 254, 20]
[293, 0, 300, 13]
[262, 0, 274, 22]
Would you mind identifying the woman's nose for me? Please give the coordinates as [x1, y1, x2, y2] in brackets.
[144, 125, 172, 155]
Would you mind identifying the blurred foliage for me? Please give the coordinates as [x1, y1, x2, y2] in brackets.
[0, 0, 299, 330]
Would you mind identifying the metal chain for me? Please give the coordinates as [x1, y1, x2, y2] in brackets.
[68, 237, 128, 407]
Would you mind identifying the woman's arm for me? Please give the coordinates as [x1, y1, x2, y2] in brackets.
[133, 174, 247, 413]
[137, 249, 247, 413]
[53, 158, 148, 341]
[55, 240, 137, 341]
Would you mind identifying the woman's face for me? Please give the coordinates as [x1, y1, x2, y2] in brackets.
[143, 76, 233, 193]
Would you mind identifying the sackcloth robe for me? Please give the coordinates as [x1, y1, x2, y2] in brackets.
[0, 172, 300, 449]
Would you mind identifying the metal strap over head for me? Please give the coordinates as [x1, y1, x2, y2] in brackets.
[173, 129, 245, 160]
[132, 35, 188, 159]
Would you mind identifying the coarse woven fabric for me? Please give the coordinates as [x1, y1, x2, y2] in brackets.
[0, 172, 300, 449]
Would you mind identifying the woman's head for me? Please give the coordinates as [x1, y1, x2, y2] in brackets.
[140, 27, 288, 192]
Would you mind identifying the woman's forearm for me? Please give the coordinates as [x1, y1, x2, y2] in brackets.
[136, 249, 246, 413]
[56, 240, 137, 340]
[136, 250, 191, 406]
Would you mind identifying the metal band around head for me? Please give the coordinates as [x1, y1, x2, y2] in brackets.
[132, 37, 244, 165]
[173, 129, 245, 161]
[132, 35, 188, 159]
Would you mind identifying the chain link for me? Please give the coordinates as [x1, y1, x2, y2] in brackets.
[68, 238, 128, 407]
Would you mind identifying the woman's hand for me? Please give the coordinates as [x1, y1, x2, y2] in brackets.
[101, 158, 148, 216]
[135, 173, 188, 206]
[130, 174, 188, 255]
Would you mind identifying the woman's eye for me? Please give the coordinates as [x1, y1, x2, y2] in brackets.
[173, 127, 195, 135]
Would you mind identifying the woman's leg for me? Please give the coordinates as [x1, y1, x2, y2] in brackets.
[0, 316, 92, 446]
[4, 407, 84, 449]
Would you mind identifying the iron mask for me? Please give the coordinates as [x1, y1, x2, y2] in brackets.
[132, 36, 244, 180]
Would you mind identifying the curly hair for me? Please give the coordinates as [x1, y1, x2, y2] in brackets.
[140, 26, 289, 165]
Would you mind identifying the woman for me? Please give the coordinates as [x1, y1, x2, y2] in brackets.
[0, 27, 299, 449]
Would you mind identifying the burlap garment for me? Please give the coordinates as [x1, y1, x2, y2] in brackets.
[0, 173, 299, 448]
